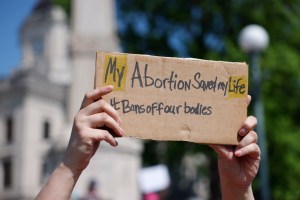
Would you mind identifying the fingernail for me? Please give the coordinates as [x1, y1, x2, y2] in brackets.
[239, 128, 247, 136]
[106, 85, 113, 91]
[235, 150, 242, 157]
[115, 139, 118, 146]
[118, 119, 122, 126]
[120, 128, 125, 136]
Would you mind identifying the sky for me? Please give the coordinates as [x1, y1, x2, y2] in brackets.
[0, 0, 36, 78]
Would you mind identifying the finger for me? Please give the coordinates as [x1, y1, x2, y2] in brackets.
[81, 99, 122, 125]
[85, 113, 124, 137]
[235, 130, 258, 150]
[238, 116, 257, 137]
[81, 85, 114, 109]
[88, 128, 118, 147]
[234, 143, 260, 158]
[209, 144, 232, 159]
[247, 95, 251, 107]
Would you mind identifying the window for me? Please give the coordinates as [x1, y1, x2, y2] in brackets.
[3, 158, 12, 189]
[43, 121, 50, 139]
[6, 117, 13, 143]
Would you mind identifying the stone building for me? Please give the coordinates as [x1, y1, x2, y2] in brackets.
[0, 0, 142, 199]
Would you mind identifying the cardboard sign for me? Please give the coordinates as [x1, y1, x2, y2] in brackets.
[94, 51, 248, 145]
[138, 165, 170, 193]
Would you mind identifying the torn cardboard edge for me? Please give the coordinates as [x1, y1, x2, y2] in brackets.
[94, 51, 248, 145]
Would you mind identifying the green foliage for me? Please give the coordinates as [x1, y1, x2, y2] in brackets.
[57, 0, 300, 198]
[263, 43, 300, 199]
[117, 0, 300, 199]
[53, 0, 71, 18]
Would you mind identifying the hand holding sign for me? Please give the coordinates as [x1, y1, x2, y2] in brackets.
[94, 51, 248, 145]
[209, 96, 259, 199]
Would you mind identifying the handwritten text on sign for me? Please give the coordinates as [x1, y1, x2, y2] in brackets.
[95, 51, 248, 145]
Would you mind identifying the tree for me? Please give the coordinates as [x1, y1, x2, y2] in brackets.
[54, 0, 71, 17]
[116, 1, 300, 200]
[55, 0, 300, 199]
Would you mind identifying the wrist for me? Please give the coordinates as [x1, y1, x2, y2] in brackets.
[61, 159, 83, 180]
[35, 162, 83, 200]
[220, 179, 254, 200]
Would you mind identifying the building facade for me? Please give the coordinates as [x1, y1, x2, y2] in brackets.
[0, 0, 142, 199]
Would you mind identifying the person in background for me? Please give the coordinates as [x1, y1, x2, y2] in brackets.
[143, 193, 160, 200]
[81, 180, 102, 200]
[35, 85, 260, 200]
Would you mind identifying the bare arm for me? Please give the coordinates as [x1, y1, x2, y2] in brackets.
[35, 163, 81, 200]
[35, 86, 123, 200]
[210, 96, 260, 200]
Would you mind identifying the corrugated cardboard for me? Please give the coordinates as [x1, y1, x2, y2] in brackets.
[94, 51, 248, 145]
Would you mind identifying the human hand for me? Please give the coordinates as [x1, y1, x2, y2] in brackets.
[62, 85, 124, 173]
[35, 86, 123, 200]
[210, 115, 260, 187]
[209, 96, 260, 199]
